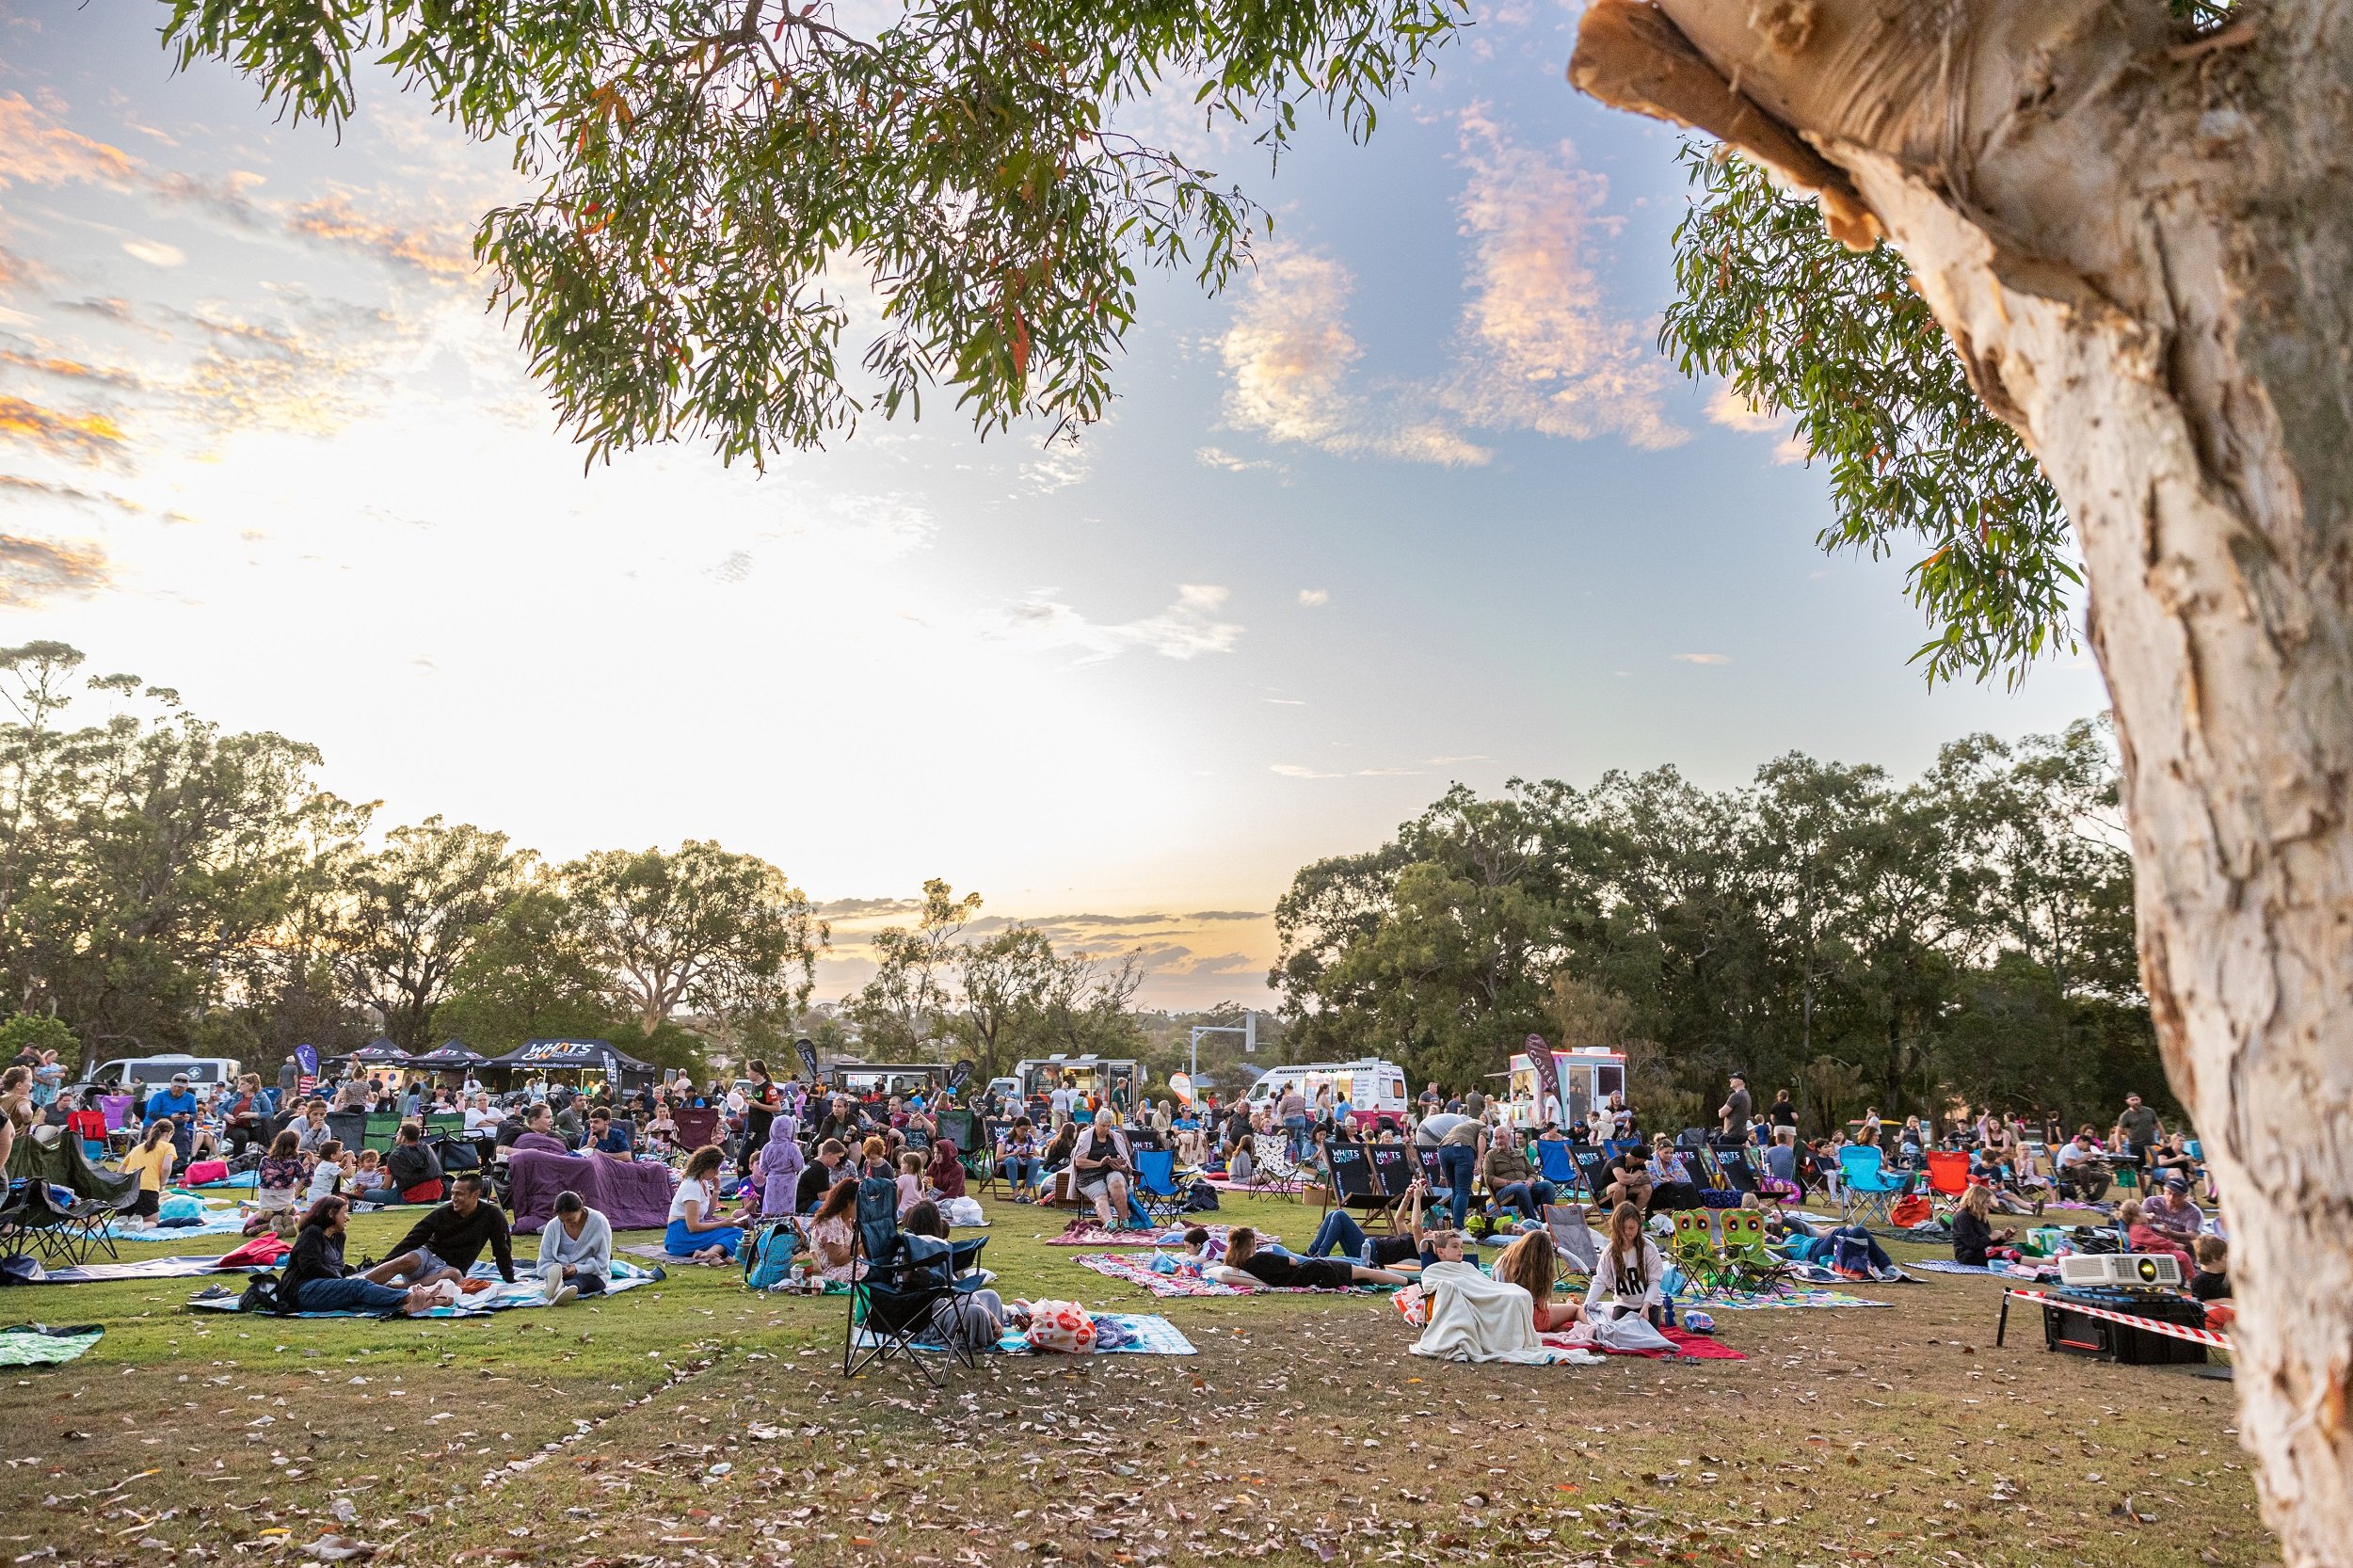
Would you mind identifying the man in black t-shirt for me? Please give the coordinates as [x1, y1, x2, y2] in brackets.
[2117, 1093, 2163, 1176]
[1720, 1072, 1753, 1142]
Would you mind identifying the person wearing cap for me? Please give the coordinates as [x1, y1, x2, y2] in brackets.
[2115, 1092, 2164, 1181]
[2139, 1176, 2203, 1246]
[1718, 1071, 1753, 1144]
[144, 1073, 202, 1160]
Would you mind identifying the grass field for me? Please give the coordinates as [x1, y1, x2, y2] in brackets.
[0, 1191, 2269, 1567]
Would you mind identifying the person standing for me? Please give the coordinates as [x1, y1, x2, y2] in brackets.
[278, 1054, 300, 1099]
[1718, 1071, 1753, 1144]
[741, 1059, 781, 1173]
[1417, 1103, 1486, 1230]
[1278, 1082, 1308, 1163]
[1768, 1089, 1799, 1140]
[2117, 1092, 2164, 1183]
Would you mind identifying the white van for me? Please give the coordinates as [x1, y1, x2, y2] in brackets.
[1243, 1059, 1410, 1130]
[86, 1053, 241, 1091]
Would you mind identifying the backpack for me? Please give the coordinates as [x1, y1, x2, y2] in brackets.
[742, 1223, 801, 1291]
[1889, 1193, 1932, 1228]
[238, 1272, 296, 1316]
[1182, 1183, 1220, 1212]
[1832, 1232, 1875, 1276]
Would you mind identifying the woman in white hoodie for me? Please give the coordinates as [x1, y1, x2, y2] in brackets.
[536, 1190, 612, 1305]
[1585, 1201, 1666, 1326]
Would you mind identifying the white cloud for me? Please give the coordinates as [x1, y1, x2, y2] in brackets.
[1706, 383, 1812, 465]
[1440, 108, 1684, 452]
[1217, 244, 1491, 468]
[1022, 443, 1090, 492]
[1194, 445, 1283, 474]
[1296, 587, 1330, 607]
[990, 583, 1243, 664]
[1673, 652, 1732, 665]
[121, 239, 185, 268]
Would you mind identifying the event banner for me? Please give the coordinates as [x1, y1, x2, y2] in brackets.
[1524, 1033, 1561, 1125]
[794, 1038, 821, 1083]
[948, 1059, 974, 1091]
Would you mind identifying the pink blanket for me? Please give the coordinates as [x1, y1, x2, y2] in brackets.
[507, 1149, 676, 1233]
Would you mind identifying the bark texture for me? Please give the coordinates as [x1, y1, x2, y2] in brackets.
[1573, 3, 2353, 1561]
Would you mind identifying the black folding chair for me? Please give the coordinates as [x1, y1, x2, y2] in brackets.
[847, 1233, 965, 1387]
[1367, 1145, 1417, 1217]
[0, 1180, 120, 1268]
[1323, 1145, 1396, 1232]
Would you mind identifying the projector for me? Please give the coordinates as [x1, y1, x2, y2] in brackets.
[2058, 1252, 2185, 1290]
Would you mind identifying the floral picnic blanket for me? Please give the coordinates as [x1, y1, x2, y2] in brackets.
[1046, 1222, 1272, 1249]
[1686, 1286, 1889, 1310]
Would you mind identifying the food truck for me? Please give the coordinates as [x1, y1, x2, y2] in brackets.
[1012, 1055, 1147, 1110]
[1506, 1045, 1628, 1131]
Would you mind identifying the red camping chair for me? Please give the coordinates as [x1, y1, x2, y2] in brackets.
[1924, 1150, 1971, 1200]
[673, 1106, 722, 1154]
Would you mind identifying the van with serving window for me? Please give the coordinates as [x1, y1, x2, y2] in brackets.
[1243, 1060, 1409, 1130]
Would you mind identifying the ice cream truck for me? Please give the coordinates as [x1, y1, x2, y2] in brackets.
[1507, 1045, 1628, 1132]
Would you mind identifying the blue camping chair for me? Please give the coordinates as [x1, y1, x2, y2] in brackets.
[1837, 1144, 1910, 1228]
[1133, 1146, 1195, 1226]
[1535, 1139, 1580, 1190]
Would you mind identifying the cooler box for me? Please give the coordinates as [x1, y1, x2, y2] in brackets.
[2041, 1286, 2209, 1366]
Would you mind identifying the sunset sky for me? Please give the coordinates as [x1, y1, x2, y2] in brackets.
[0, 1, 2110, 1009]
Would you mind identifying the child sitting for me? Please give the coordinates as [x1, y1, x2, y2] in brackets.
[304, 1141, 345, 1202]
[896, 1150, 926, 1217]
[349, 1148, 389, 1197]
[2190, 1235, 2232, 1301]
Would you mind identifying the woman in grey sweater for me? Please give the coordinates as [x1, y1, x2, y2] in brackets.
[536, 1190, 612, 1304]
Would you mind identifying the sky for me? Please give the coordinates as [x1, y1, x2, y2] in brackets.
[0, 1, 2111, 1011]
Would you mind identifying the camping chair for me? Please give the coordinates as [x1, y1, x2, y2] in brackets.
[1716, 1208, 1791, 1292]
[0, 1178, 120, 1268]
[1535, 1139, 1580, 1194]
[361, 1113, 402, 1154]
[1666, 1208, 1724, 1293]
[1132, 1147, 1196, 1227]
[1837, 1144, 1910, 1228]
[424, 1112, 464, 1141]
[1367, 1145, 1417, 1216]
[673, 1107, 722, 1154]
[1322, 1145, 1396, 1232]
[1543, 1204, 1597, 1288]
[1246, 1133, 1303, 1196]
[1923, 1150, 1971, 1202]
[846, 1231, 969, 1388]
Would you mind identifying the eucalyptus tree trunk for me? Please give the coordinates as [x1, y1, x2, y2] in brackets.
[1572, 3, 2353, 1559]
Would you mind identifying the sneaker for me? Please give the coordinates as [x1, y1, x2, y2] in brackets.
[547, 1284, 579, 1307]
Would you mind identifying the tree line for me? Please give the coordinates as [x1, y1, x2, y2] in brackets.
[1270, 719, 2164, 1138]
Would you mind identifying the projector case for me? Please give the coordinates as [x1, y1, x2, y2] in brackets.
[2041, 1286, 2209, 1366]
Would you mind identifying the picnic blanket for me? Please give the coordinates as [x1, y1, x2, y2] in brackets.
[0, 1323, 103, 1366]
[1411, 1261, 1602, 1366]
[1047, 1222, 1267, 1248]
[1686, 1287, 1889, 1310]
[507, 1148, 674, 1233]
[5, 1253, 270, 1285]
[101, 1208, 248, 1243]
[184, 1172, 259, 1191]
[186, 1259, 663, 1318]
[849, 1311, 1197, 1357]
[1560, 1324, 1745, 1361]
[1907, 1258, 2057, 1279]
[1072, 1251, 1391, 1298]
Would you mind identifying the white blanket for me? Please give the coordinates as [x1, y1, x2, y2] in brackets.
[1409, 1261, 1601, 1366]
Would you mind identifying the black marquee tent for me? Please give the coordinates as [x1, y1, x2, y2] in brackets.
[406, 1040, 487, 1072]
[486, 1038, 657, 1088]
[338, 1037, 412, 1066]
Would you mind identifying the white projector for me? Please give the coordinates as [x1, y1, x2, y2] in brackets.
[2057, 1252, 2185, 1290]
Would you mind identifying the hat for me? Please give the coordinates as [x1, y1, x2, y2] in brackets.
[1728, 1070, 1747, 1082]
[2165, 1176, 2190, 1191]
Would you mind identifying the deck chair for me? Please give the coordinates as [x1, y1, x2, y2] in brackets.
[1924, 1150, 1971, 1201]
[361, 1113, 402, 1154]
[1322, 1145, 1396, 1232]
[1543, 1203, 1597, 1287]
[673, 1107, 722, 1153]
[1666, 1208, 1723, 1292]
[1132, 1147, 1195, 1227]
[423, 1112, 464, 1141]
[1571, 1147, 1612, 1206]
[1837, 1144, 1910, 1228]
[1716, 1208, 1791, 1291]
[1367, 1145, 1417, 1213]
[8, 1122, 137, 1209]
[1535, 1139, 1580, 1193]
[1710, 1145, 1762, 1202]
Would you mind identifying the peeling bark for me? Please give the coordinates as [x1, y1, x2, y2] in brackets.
[1572, 3, 2353, 1560]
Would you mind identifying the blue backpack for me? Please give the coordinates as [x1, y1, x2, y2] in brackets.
[742, 1222, 801, 1291]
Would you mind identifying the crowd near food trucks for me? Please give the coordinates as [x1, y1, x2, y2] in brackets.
[1010, 1055, 1147, 1108]
[825, 1063, 947, 1102]
[1506, 1045, 1628, 1130]
[1242, 1059, 1410, 1129]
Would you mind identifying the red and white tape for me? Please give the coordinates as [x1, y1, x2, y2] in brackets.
[2007, 1288, 2234, 1350]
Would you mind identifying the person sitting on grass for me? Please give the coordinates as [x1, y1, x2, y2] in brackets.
[666, 1144, 745, 1262]
[377, 1172, 515, 1289]
[385, 1123, 446, 1204]
[536, 1190, 611, 1305]
[1951, 1183, 2018, 1266]
[350, 1148, 389, 1200]
[899, 1198, 1005, 1353]
[2190, 1235, 2231, 1302]
[1304, 1177, 1436, 1272]
[927, 1135, 968, 1204]
[119, 1118, 177, 1229]
[279, 1195, 442, 1317]
[1223, 1225, 1409, 1289]
[252, 1128, 309, 1220]
[2119, 1197, 2198, 1280]
[803, 1177, 864, 1283]
[1585, 1201, 1667, 1326]
[1493, 1229, 1585, 1333]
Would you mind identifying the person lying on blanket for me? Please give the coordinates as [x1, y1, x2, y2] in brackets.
[280, 1195, 443, 1316]
[1224, 1226, 1409, 1289]
[377, 1173, 517, 1289]
[1303, 1177, 1438, 1272]
[536, 1190, 611, 1304]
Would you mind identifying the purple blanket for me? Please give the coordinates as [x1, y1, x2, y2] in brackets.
[507, 1148, 675, 1233]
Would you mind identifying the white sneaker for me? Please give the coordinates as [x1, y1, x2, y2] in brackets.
[547, 1284, 578, 1307]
